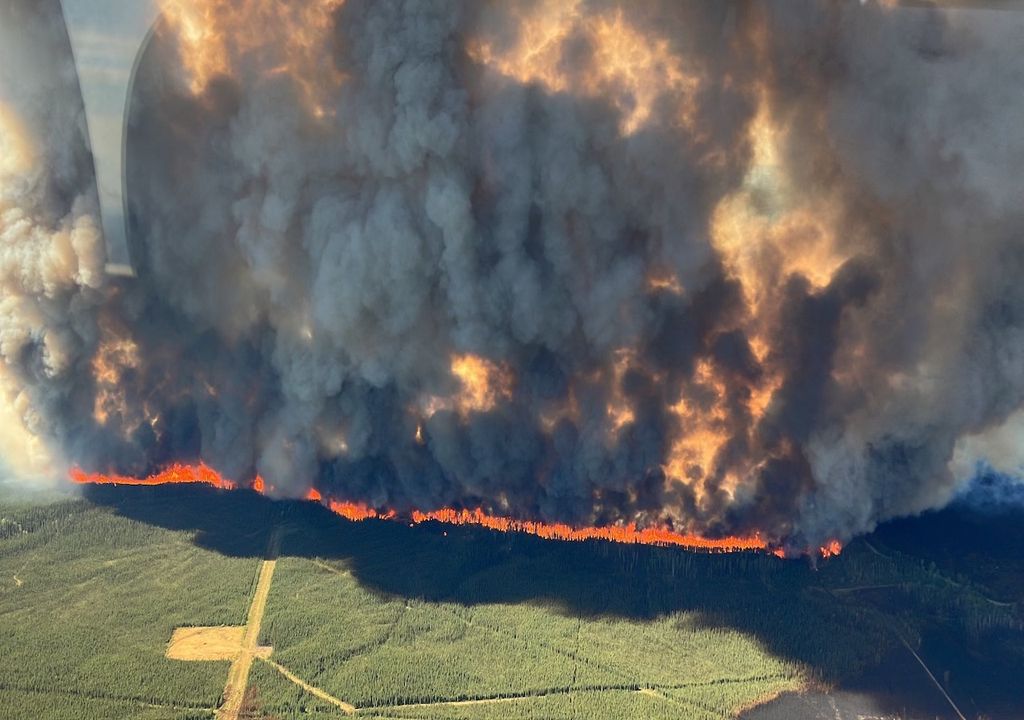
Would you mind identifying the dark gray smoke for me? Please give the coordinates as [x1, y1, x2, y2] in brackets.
[5, 0, 1024, 548]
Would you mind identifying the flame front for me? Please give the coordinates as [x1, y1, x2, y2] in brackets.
[407, 507, 768, 553]
[68, 463, 841, 558]
[70, 462, 238, 490]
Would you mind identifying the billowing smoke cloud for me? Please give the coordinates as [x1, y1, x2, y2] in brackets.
[0, 0, 106, 482]
[5, 0, 1024, 548]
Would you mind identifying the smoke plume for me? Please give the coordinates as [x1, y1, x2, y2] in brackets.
[4, 0, 1024, 549]
[0, 0, 106, 482]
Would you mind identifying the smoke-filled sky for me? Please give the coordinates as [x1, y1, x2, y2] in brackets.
[2, 0, 1023, 550]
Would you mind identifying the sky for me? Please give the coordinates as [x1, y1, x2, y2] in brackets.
[61, 0, 158, 265]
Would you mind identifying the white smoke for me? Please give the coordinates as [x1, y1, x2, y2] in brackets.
[0, 0, 106, 482]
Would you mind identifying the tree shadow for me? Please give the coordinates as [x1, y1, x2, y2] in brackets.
[82, 483, 1023, 720]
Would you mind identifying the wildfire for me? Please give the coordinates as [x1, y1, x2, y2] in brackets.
[408, 507, 768, 553]
[91, 336, 141, 427]
[422, 353, 514, 419]
[67, 462, 843, 558]
[69, 462, 239, 490]
[327, 499, 396, 522]
[468, 2, 701, 136]
[606, 349, 637, 436]
[160, 0, 344, 116]
[819, 539, 843, 559]
[451, 354, 513, 413]
[663, 360, 731, 488]
[710, 85, 849, 341]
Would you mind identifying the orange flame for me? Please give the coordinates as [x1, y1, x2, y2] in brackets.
[91, 335, 142, 429]
[819, 539, 843, 559]
[407, 507, 767, 553]
[450, 354, 513, 414]
[327, 499, 396, 522]
[69, 462, 237, 490]
[468, 4, 701, 136]
[421, 353, 514, 420]
[68, 463, 842, 558]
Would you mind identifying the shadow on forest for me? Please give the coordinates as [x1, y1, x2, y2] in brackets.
[81, 483, 1023, 720]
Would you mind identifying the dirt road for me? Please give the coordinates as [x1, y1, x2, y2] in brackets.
[264, 658, 355, 714]
[217, 529, 280, 720]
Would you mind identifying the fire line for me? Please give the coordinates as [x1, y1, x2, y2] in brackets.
[69, 463, 841, 558]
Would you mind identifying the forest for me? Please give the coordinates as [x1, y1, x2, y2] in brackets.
[1, 484, 1021, 719]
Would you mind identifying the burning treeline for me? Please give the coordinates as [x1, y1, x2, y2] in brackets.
[2, 0, 1024, 556]
[70, 463, 792, 555]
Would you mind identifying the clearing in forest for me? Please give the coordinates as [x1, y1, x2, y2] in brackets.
[165, 626, 247, 661]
